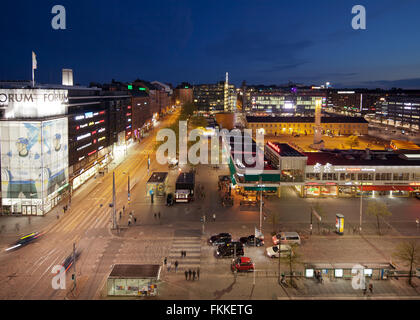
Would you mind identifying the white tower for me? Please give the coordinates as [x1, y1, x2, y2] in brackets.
[224, 72, 229, 112]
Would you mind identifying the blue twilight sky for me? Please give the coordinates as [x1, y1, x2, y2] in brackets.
[1, 0, 420, 88]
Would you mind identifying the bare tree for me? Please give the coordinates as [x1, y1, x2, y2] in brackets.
[281, 243, 302, 288]
[393, 240, 420, 286]
[366, 201, 392, 235]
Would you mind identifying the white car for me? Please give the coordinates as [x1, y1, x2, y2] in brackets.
[266, 244, 292, 258]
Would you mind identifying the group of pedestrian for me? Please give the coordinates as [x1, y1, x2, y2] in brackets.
[181, 250, 187, 258]
[185, 268, 200, 281]
[128, 211, 137, 226]
[363, 283, 374, 295]
[154, 212, 161, 220]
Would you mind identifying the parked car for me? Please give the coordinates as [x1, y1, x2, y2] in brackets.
[272, 232, 301, 245]
[231, 257, 255, 272]
[216, 242, 244, 258]
[239, 235, 264, 247]
[208, 233, 232, 246]
[266, 244, 292, 258]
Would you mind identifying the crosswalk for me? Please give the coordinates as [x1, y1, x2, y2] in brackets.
[168, 236, 201, 271]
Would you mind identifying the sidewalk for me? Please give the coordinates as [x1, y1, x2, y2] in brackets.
[158, 270, 420, 300]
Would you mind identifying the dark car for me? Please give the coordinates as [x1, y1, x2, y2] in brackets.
[239, 235, 264, 247]
[5, 232, 43, 252]
[216, 242, 244, 258]
[414, 192, 420, 200]
[208, 233, 232, 246]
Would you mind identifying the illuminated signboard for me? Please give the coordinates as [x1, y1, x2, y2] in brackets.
[0, 89, 69, 119]
[267, 142, 280, 154]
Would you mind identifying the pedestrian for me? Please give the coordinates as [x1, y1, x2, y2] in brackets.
[363, 285, 367, 295]
[184, 251, 187, 258]
[369, 283, 373, 294]
[192, 270, 196, 281]
[57, 214, 59, 220]
[185, 270, 188, 280]
[123, 205, 125, 213]
[154, 213, 157, 220]
[134, 217, 137, 224]
[181, 251, 184, 258]
[188, 269, 192, 280]
[164, 257, 167, 265]
[167, 262, 171, 272]
[175, 260, 179, 272]
[128, 219, 131, 226]
[158, 212, 161, 219]
[213, 213, 216, 222]
[119, 211, 122, 220]
[197, 267, 200, 280]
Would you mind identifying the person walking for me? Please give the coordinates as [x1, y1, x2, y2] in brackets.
[185, 270, 188, 280]
[188, 269, 192, 280]
[119, 211, 122, 220]
[184, 251, 187, 258]
[134, 217, 137, 225]
[154, 213, 157, 220]
[174, 260, 179, 272]
[192, 270, 196, 281]
[167, 262, 171, 272]
[158, 212, 161, 219]
[197, 267, 200, 280]
[213, 213, 216, 222]
[369, 283, 373, 294]
[164, 257, 167, 266]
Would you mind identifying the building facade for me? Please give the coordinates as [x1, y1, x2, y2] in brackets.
[246, 116, 369, 136]
[193, 82, 236, 113]
[0, 82, 131, 216]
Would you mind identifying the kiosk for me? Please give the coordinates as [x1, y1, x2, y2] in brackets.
[336, 214, 344, 235]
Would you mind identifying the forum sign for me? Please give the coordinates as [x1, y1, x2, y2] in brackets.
[0, 89, 68, 119]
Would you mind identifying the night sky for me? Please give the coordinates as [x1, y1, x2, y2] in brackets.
[1, 0, 419, 88]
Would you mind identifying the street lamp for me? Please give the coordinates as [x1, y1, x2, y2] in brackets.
[123, 171, 130, 203]
[359, 182, 363, 233]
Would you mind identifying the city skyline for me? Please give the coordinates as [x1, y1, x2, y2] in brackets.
[1, 0, 420, 88]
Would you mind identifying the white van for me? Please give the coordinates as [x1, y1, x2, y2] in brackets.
[279, 232, 301, 245]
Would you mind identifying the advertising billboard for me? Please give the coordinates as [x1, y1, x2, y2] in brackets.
[0, 89, 68, 119]
[0, 118, 69, 215]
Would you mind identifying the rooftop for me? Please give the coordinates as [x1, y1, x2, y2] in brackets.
[109, 264, 161, 279]
[305, 150, 420, 166]
[267, 142, 307, 157]
[147, 172, 168, 183]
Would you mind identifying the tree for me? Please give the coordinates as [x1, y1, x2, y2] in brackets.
[393, 240, 420, 286]
[346, 135, 360, 149]
[190, 115, 208, 129]
[180, 101, 197, 120]
[366, 201, 392, 235]
[281, 243, 301, 288]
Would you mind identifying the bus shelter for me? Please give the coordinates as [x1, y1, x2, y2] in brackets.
[304, 263, 395, 281]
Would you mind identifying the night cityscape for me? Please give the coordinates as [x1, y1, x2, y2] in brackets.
[0, 0, 419, 314]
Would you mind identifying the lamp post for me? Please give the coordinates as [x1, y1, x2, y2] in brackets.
[123, 171, 130, 203]
[359, 182, 363, 233]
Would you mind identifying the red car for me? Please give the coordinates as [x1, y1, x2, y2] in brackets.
[231, 257, 255, 272]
